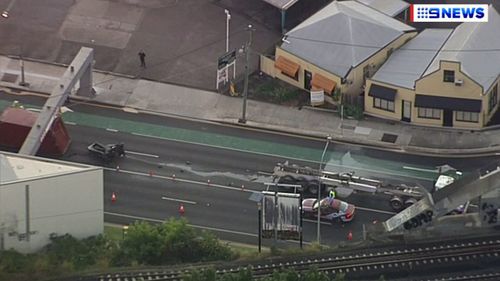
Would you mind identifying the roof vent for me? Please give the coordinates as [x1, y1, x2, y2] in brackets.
[455, 79, 463, 86]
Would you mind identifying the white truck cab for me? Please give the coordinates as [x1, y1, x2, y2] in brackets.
[434, 170, 468, 214]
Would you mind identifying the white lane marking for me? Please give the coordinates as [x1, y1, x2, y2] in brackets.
[125, 150, 159, 158]
[161, 196, 197, 205]
[106, 128, 118, 132]
[356, 206, 396, 215]
[403, 166, 437, 173]
[123, 107, 139, 114]
[102, 167, 251, 193]
[130, 133, 433, 181]
[104, 211, 314, 245]
[104, 167, 398, 216]
[65, 121, 77, 125]
[105, 211, 255, 237]
[303, 219, 332, 225]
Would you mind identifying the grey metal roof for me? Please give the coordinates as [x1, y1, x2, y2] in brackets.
[372, 29, 453, 89]
[356, 0, 409, 17]
[261, 0, 299, 10]
[282, 1, 414, 78]
[423, 5, 500, 91]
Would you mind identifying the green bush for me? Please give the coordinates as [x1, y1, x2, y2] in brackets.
[114, 218, 233, 266]
[254, 83, 299, 103]
[341, 104, 364, 120]
[0, 250, 32, 273]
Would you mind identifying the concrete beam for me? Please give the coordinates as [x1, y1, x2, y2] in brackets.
[19, 47, 94, 155]
[382, 163, 500, 232]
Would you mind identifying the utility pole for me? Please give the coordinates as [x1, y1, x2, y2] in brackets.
[19, 55, 29, 87]
[239, 24, 254, 124]
[317, 136, 332, 244]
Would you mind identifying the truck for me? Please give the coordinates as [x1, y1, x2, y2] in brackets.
[272, 161, 423, 211]
[0, 107, 71, 156]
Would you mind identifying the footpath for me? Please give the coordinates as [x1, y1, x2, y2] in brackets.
[1, 55, 500, 158]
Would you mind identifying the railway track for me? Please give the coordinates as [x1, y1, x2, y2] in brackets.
[78, 237, 500, 281]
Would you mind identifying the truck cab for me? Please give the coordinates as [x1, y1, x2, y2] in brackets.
[434, 168, 468, 215]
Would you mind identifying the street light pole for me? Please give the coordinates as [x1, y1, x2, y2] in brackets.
[239, 24, 254, 124]
[224, 9, 230, 53]
[317, 136, 332, 244]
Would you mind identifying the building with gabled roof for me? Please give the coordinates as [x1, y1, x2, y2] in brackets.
[261, 0, 416, 104]
[0, 152, 103, 253]
[365, 5, 500, 128]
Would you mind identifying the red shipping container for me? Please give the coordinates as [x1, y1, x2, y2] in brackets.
[0, 107, 71, 156]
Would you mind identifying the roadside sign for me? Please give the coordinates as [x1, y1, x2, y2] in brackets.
[218, 50, 236, 70]
[310, 89, 324, 106]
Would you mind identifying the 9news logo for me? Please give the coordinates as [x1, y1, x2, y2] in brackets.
[410, 4, 489, 22]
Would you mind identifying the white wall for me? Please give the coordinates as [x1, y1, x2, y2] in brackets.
[0, 168, 103, 253]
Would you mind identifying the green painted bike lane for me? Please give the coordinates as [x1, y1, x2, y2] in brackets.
[0, 99, 439, 181]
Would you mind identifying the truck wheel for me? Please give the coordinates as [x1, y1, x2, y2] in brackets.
[390, 196, 404, 211]
[308, 180, 320, 195]
[404, 221, 412, 230]
[278, 175, 296, 184]
[404, 198, 417, 208]
[411, 218, 420, 228]
[296, 177, 308, 192]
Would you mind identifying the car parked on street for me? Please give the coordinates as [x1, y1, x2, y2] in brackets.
[302, 198, 355, 223]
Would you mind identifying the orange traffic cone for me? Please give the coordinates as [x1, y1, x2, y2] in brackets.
[111, 192, 117, 203]
[179, 204, 185, 216]
[347, 230, 353, 241]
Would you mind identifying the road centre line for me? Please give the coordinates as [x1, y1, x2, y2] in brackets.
[125, 150, 160, 158]
[161, 196, 197, 205]
[102, 167, 252, 193]
[130, 133, 433, 181]
[105, 211, 314, 245]
[356, 206, 396, 215]
[105, 211, 256, 237]
[403, 166, 437, 173]
[303, 219, 332, 225]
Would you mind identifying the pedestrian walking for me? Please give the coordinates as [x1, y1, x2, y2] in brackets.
[138, 50, 146, 68]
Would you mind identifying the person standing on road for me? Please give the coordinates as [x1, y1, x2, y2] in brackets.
[138, 50, 146, 68]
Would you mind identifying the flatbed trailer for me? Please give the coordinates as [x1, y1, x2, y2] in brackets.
[272, 161, 423, 211]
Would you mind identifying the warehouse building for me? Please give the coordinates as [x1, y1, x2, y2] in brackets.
[0, 152, 103, 253]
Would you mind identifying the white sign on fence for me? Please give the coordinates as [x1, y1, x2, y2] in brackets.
[310, 89, 324, 106]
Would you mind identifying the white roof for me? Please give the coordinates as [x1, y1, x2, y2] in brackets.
[282, 1, 414, 77]
[423, 5, 500, 91]
[0, 152, 96, 185]
[372, 29, 453, 89]
[356, 0, 409, 17]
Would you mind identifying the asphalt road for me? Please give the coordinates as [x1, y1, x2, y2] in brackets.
[2, 93, 498, 246]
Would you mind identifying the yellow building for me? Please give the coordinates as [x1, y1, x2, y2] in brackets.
[365, 6, 500, 129]
[263, 0, 416, 102]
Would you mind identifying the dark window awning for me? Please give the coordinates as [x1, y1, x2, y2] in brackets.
[415, 95, 481, 112]
[368, 84, 396, 101]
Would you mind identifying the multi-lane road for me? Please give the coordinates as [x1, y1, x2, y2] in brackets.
[1, 93, 496, 246]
